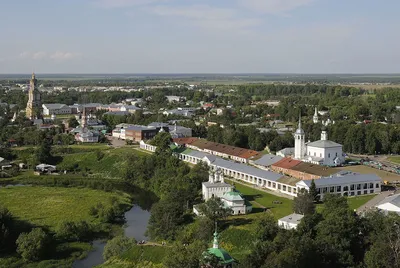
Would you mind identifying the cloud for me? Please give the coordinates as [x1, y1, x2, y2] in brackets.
[18, 51, 80, 61]
[147, 5, 261, 31]
[50, 51, 80, 60]
[237, 0, 315, 15]
[32, 52, 47, 60]
[95, 0, 167, 8]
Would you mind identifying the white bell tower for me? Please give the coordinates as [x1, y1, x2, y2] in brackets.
[313, 107, 319, 124]
[294, 115, 305, 159]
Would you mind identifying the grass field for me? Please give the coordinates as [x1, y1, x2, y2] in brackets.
[57, 147, 147, 179]
[226, 179, 293, 219]
[387, 156, 400, 164]
[0, 186, 131, 230]
[336, 165, 400, 182]
[121, 245, 167, 264]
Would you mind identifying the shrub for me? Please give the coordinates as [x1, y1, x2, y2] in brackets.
[56, 220, 92, 242]
[16, 228, 49, 262]
[103, 235, 136, 260]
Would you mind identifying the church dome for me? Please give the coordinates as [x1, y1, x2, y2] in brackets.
[295, 127, 305, 135]
[206, 248, 234, 265]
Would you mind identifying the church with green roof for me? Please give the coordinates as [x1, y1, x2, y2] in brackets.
[202, 228, 235, 268]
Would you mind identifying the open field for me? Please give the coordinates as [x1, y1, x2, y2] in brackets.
[335, 165, 400, 182]
[0, 186, 130, 230]
[226, 179, 293, 219]
[57, 147, 147, 179]
[387, 156, 400, 164]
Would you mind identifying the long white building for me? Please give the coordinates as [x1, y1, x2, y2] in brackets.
[140, 141, 382, 199]
[296, 173, 382, 199]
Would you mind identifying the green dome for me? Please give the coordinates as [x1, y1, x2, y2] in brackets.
[207, 248, 234, 265]
[222, 190, 244, 202]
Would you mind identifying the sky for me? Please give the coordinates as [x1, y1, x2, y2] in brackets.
[0, 0, 399, 74]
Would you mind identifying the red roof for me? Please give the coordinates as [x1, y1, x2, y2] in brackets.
[173, 137, 199, 145]
[272, 158, 302, 169]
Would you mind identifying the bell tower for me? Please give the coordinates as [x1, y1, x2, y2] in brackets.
[26, 73, 42, 119]
[294, 114, 305, 159]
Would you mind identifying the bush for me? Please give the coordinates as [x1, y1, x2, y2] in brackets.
[16, 228, 49, 262]
[103, 235, 136, 260]
[56, 220, 92, 242]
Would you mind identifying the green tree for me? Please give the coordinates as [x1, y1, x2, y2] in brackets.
[35, 139, 53, 164]
[309, 179, 320, 203]
[293, 189, 315, 215]
[254, 213, 279, 242]
[151, 132, 172, 155]
[164, 240, 207, 268]
[67, 117, 79, 128]
[0, 206, 14, 252]
[56, 220, 92, 242]
[16, 228, 49, 262]
[197, 197, 233, 223]
[103, 235, 136, 260]
[147, 196, 186, 240]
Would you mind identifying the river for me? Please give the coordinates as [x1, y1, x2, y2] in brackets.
[72, 205, 151, 268]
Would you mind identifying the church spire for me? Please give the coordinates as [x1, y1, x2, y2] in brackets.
[82, 107, 87, 129]
[297, 113, 302, 130]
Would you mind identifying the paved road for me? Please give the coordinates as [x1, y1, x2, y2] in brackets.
[356, 190, 395, 214]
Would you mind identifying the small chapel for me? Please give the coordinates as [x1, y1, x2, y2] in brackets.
[201, 226, 235, 268]
[198, 168, 252, 215]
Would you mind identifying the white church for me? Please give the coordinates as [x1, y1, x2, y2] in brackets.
[293, 116, 345, 167]
[195, 168, 252, 215]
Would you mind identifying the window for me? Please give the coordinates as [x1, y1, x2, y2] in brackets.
[317, 188, 321, 194]
[336, 152, 338, 157]
[351, 192, 355, 196]
[357, 184, 361, 190]
[337, 186, 342, 192]
[350, 185, 355, 191]
[328, 153, 330, 158]
[370, 190, 374, 194]
[376, 183, 380, 188]
[330, 187, 335, 193]
[364, 190, 368, 195]
[343, 186, 348, 191]
[278, 184, 281, 190]
[323, 187, 328, 193]
[369, 183, 374, 189]
[357, 191, 361, 195]
[283, 185, 286, 191]
[363, 183, 368, 189]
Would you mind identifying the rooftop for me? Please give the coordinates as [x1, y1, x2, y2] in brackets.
[272, 158, 302, 169]
[276, 176, 302, 186]
[298, 173, 382, 187]
[306, 140, 342, 148]
[279, 213, 304, 224]
[173, 137, 199, 145]
[377, 193, 400, 208]
[253, 154, 283, 166]
[190, 139, 261, 159]
[291, 162, 340, 177]
[222, 190, 245, 201]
